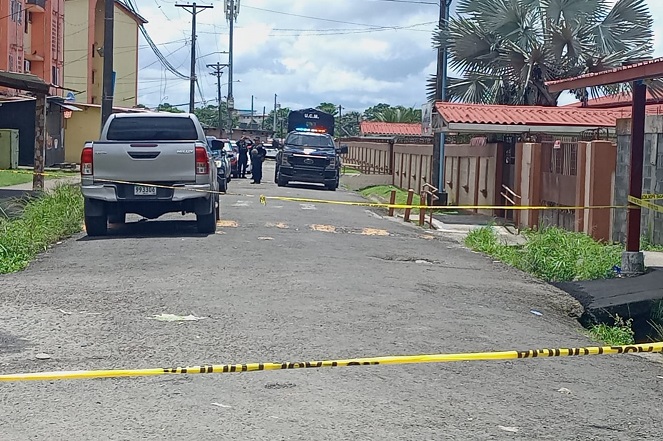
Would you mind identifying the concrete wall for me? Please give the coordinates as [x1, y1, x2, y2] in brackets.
[112, 3, 139, 107]
[64, 0, 90, 101]
[63, 105, 100, 164]
[614, 116, 663, 245]
[65, 0, 138, 106]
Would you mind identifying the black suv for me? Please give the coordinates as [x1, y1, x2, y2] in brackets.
[275, 131, 348, 191]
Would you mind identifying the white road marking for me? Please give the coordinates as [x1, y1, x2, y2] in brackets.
[300, 204, 316, 210]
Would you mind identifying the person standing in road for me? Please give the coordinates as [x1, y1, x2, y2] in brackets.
[237, 136, 249, 178]
[250, 138, 267, 184]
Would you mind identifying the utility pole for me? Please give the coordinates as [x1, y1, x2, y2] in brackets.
[225, 0, 240, 137]
[338, 104, 343, 139]
[100, 0, 115, 130]
[431, 0, 451, 205]
[261, 105, 266, 130]
[207, 62, 228, 136]
[176, 2, 213, 113]
[251, 95, 254, 128]
[273, 93, 278, 133]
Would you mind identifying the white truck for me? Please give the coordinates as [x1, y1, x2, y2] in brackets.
[80, 113, 220, 236]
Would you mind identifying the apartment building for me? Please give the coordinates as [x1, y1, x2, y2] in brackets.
[0, 0, 65, 96]
[63, 0, 146, 107]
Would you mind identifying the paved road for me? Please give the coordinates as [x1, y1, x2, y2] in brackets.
[1, 162, 661, 440]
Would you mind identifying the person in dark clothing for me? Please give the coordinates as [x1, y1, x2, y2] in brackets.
[237, 137, 249, 178]
[250, 139, 267, 184]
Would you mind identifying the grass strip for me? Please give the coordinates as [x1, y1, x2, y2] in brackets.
[465, 225, 622, 282]
[0, 184, 83, 274]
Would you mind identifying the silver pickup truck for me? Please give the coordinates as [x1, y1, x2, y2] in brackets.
[80, 113, 219, 236]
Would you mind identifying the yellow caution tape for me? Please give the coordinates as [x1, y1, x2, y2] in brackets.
[628, 195, 663, 214]
[3, 168, 628, 211]
[1, 342, 661, 382]
[641, 193, 663, 200]
[259, 195, 625, 211]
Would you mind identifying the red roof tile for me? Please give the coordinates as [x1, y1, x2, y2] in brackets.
[545, 57, 663, 90]
[563, 91, 663, 108]
[546, 58, 663, 87]
[434, 102, 620, 127]
[360, 121, 422, 136]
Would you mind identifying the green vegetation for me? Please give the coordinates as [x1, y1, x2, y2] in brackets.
[0, 184, 83, 274]
[341, 165, 360, 175]
[465, 226, 622, 282]
[361, 185, 413, 205]
[0, 170, 33, 187]
[429, 0, 658, 104]
[588, 315, 635, 346]
[640, 236, 663, 252]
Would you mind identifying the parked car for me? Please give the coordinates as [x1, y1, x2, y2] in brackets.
[263, 139, 278, 159]
[80, 113, 219, 236]
[207, 137, 232, 193]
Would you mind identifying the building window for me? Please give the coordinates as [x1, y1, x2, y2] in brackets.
[52, 66, 60, 86]
[24, 60, 31, 73]
[24, 11, 28, 33]
[91, 70, 95, 84]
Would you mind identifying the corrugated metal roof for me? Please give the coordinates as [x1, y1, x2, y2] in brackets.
[360, 121, 422, 135]
[434, 102, 620, 127]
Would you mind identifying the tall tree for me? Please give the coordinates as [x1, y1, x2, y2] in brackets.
[363, 103, 391, 120]
[427, 0, 658, 105]
[156, 103, 184, 113]
[374, 106, 422, 123]
[193, 103, 237, 129]
[263, 107, 291, 138]
[338, 111, 362, 137]
[316, 102, 338, 116]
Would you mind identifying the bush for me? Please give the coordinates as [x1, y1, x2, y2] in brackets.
[588, 315, 635, 346]
[465, 226, 621, 282]
[0, 184, 83, 274]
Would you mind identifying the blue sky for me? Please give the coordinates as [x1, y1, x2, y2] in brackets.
[130, 0, 663, 112]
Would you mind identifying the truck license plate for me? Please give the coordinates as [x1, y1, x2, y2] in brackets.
[134, 185, 157, 196]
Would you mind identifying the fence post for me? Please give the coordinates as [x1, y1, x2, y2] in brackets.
[388, 190, 396, 217]
[419, 193, 426, 226]
[404, 189, 414, 223]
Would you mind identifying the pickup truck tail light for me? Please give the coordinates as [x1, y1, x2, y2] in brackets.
[81, 144, 93, 176]
[195, 144, 209, 175]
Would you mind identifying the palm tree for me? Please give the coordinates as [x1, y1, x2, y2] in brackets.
[374, 106, 422, 123]
[427, 0, 658, 105]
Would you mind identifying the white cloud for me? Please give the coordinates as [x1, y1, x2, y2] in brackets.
[131, 0, 663, 112]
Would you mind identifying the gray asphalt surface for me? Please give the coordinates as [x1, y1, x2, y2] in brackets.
[1, 161, 662, 440]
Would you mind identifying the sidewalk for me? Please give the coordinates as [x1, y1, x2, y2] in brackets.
[0, 175, 80, 192]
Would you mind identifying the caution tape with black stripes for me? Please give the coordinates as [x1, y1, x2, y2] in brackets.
[3, 168, 629, 212]
[1, 342, 661, 382]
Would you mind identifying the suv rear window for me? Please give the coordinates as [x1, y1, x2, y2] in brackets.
[106, 117, 198, 141]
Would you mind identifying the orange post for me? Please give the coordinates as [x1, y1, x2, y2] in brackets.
[388, 190, 396, 216]
[404, 189, 414, 223]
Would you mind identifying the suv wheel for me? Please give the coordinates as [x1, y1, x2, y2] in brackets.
[85, 215, 108, 236]
[277, 174, 288, 187]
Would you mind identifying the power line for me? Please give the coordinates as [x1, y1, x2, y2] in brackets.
[176, 2, 214, 112]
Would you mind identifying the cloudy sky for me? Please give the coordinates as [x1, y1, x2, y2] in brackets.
[130, 0, 663, 113]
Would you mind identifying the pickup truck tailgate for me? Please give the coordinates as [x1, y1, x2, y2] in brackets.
[92, 141, 197, 183]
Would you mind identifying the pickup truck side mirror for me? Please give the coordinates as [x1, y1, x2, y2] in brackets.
[338, 145, 349, 154]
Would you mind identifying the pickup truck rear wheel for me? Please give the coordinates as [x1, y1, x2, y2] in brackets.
[197, 198, 217, 234]
[85, 215, 108, 236]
